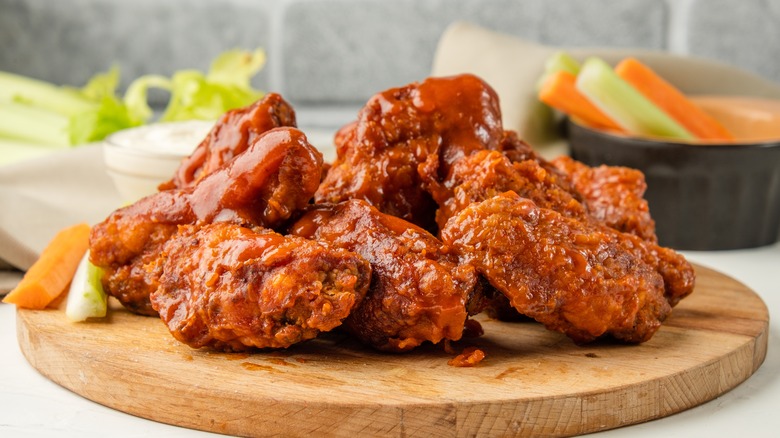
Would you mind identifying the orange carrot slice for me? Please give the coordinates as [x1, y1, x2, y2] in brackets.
[615, 57, 733, 141]
[3, 223, 91, 309]
[539, 70, 623, 132]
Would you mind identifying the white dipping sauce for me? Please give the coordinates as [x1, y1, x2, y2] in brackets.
[106, 120, 214, 156]
[103, 120, 215, 202]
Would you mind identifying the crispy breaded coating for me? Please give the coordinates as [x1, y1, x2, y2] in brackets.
[441, 191, 688, 344]
[90, 128, 322, 315]
[151, 223, 371, 351]
[291, 199, 478, 352]
[552, 155, 658, 242]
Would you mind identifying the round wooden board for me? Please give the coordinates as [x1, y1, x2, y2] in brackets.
[16, 264, 768, 437]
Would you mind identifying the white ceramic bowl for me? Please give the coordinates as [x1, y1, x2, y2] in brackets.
[103, 120, 214, 202]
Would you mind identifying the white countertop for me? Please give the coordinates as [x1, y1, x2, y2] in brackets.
[1, 242, 778, 437]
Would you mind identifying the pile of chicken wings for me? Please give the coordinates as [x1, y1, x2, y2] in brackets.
[89, 74, 695, 354]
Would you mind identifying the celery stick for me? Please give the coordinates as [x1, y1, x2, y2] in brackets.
[76, 65, 120, 101]
[66, 252, 108, 322]
[124, 74, 172, 122]
[144, 48, 265, 123]
[0, 71, 95, 116]
[69, 95, 143, 145]
[575, 58, 694, 140]
[0, 102, 71, 146]
[545, 51, 581, 76]
[536, 51, 582, 91]
[0, 48, 266, 150]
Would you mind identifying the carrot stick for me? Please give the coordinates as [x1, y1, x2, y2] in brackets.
[539, 70, 623, 132]
[615, 57, 733, 140]
[3, 223, 91, 309]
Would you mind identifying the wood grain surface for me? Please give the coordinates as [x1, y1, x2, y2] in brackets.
[15, 264, 768, 437]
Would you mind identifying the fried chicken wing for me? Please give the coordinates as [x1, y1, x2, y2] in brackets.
[189, 128, 323, 227]
[441, 191, 679, 344]
[433, 150, 587, 230]
[315, 74, 504, 230]
[88, 75, 697, 354]
[549, 158, 695, 303]
[88, 191, 194, 315]
[291, 199, 478, 352]
[162, 93, 297, 189]
[552, 156, 657, 242]
[90, 127, 322, 315]
[150, 223, 371, 351]
[434, 150, 694, 318]
[495, 130, 579, 191]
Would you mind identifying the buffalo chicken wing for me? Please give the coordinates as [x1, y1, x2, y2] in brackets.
[162, 93, 298, 189]
[90, 127, 323, 315]
[89, 73, 696, 354]
[315, 74, 505, 231]
[151, 223, 370, 351]
[440, 191, 676, 343]
[291, 199, 479, 352]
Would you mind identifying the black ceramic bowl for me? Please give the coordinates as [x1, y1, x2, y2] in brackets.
[567, 120, 780, 250]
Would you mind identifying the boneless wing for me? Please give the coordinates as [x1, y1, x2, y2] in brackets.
[315, 74, 505, 231]
[441, 191, 677, 344]
[150, 223, 371, 351]
[89, 127, 323, 315]
[162, 93, 297, 189]
[552, 156, 657, 242]
[433, 150, 587, 230]
[291, 199, 479, 352]
[435, 150, 694, 316]
[87, 74, 696, 353]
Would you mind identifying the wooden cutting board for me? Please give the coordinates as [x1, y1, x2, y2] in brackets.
[15, 264, 768, 437]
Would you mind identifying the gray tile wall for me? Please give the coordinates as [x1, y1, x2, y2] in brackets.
[1, 0, 779, 120]
[280, 0, 667, 104]
[687, 0, 780, 84]
[0, 0, 274, 97]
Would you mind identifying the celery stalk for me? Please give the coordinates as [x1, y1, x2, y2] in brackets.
[0, 68, 141, 147]
[0, 48, 265, 156]
[536, 51, 582, 91]
[575, 58, 694, 140]
[208, 48, 266, 88]
[124, 74, 172, 122]
[0, 71, 96, 116]
[0, 101, 71, 146]
[66, 252, 108, 322]
[545, 51, 581, 76]
[134, 48, 266, 122]
[68, 95, 143, 145]
[75, 65, 121, 101]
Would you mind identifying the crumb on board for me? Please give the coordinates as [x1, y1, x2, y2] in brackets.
[448, 346, 486, 367]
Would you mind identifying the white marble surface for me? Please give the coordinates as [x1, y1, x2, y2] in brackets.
[1, 241, 778, 437]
